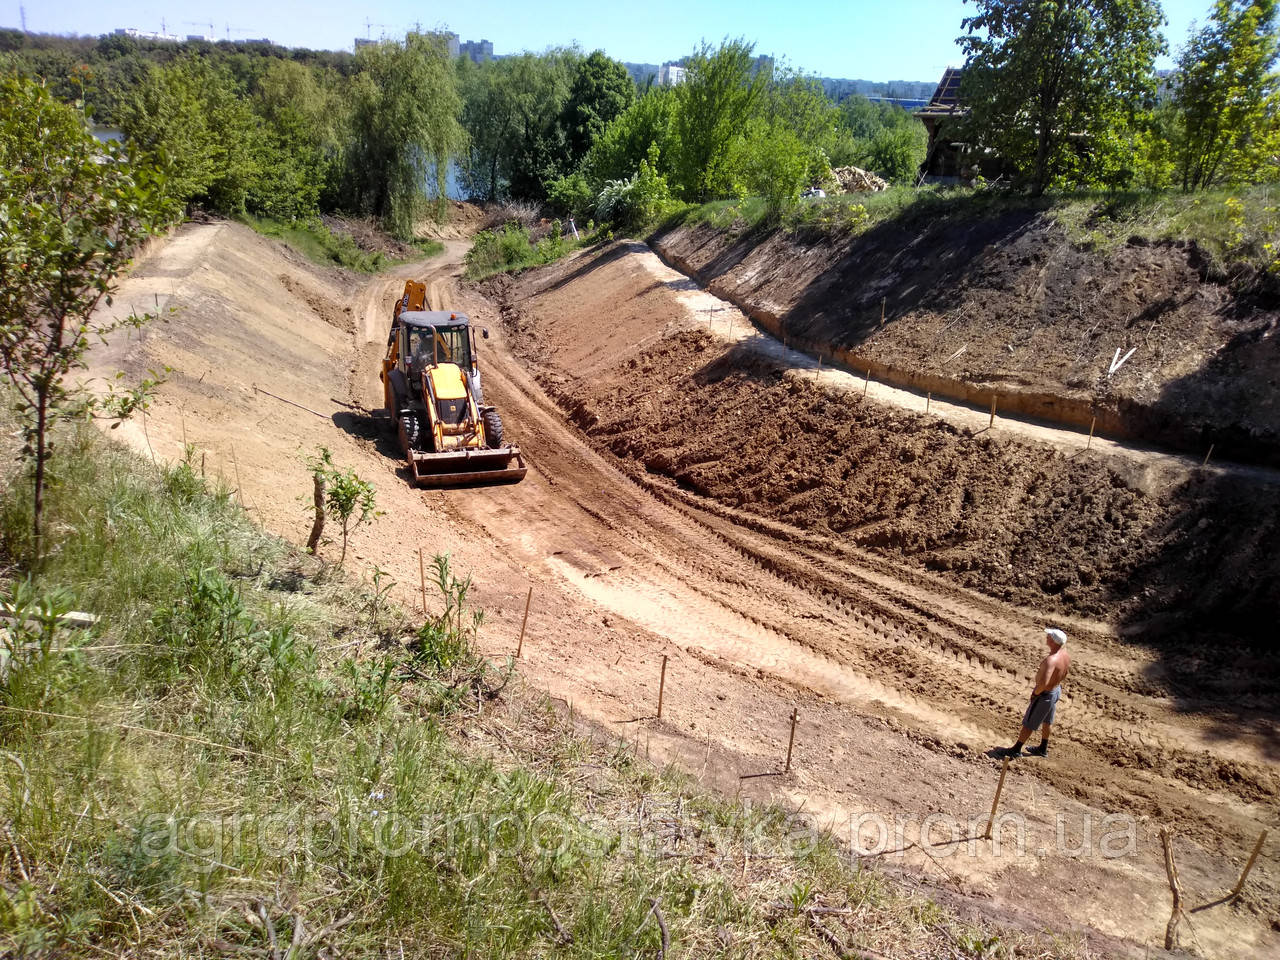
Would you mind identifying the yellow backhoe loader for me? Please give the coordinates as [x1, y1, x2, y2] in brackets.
[380, 285, 526, 487]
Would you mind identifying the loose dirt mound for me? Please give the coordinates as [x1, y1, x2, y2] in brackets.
[652, 213, 1280, 465]
[415, 200, 486, 240]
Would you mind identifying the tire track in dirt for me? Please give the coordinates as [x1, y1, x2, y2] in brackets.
[619, 464, 1273, 787]
[459, 275, 1280, 817]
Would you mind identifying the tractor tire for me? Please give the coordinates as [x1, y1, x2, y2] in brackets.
[482, 408, 505, 449]
[397, 413, 422, 455]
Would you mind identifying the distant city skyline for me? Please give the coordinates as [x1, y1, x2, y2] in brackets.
[9, 0, 1212, 82]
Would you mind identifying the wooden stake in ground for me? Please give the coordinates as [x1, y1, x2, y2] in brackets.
[1160, 826, 1183, 950]
[926, 392, 931, 414]
[418, 548, 427, 613]
[516, 586, 532, 658]
[880, 297, 886, 328]
[1087, 415, 1096, 451]
[864, 369, 871, 397]
[989, 396, 997, 429]
[1203, 443, 1215, 467]
[657, 654, 669, 718]
[982, 758, 1010, 840]
[785, 707, 799, 772]
[1231, 829, 1268, 901]
[306, 472, 326, 554]
[231, 445, 244, 507]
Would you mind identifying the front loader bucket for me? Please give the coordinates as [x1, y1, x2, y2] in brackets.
[407, 446, 527, 488]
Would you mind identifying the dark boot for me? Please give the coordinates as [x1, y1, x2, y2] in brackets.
[1026, 741, 1049, 757]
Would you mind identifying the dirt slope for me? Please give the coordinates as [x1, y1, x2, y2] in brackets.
[652, 214, 1280, 466]
[89, 224, 1279, 959]
[482, 241, 1280, 956]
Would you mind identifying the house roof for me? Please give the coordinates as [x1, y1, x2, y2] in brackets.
[915, 66, 967, 120]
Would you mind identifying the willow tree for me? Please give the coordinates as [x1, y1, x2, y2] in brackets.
[959, 0, 1166, 194]
[1175, 0, 1280, 190]
[346, 32, 466, 237]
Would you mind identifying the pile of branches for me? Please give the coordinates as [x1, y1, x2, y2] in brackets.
[831, 166, 890, 193]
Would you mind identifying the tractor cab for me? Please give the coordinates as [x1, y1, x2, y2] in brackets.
[379, 303, 524, 487]
[406, 320, 472, 375]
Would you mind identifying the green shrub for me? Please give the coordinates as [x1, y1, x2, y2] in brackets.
[729, 120, 816, 218]
[465, 222, 585, 278]
[545, 172, 594, 220]
[595, 143, 673, 231]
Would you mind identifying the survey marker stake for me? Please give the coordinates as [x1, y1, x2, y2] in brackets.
[785, 707, 799, 773]
[657, 655, 669, 719]
[231, 445, 244, 507]
[1109, 346, 1136, 375]
[516, 586, 533, 658]
[983, 757, 1011, 840]
[418, 548, 427, 613]
[1231, 829, 1268, 901]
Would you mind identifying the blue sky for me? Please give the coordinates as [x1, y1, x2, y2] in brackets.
[10, 0, 1212, 80]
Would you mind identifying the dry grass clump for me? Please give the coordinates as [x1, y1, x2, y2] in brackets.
[482, 200, 544, 230]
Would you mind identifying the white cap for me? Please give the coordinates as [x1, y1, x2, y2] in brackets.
[1045, 627, 1067, 647]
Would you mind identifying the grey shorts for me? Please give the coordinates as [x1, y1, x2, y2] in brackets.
[1022, 687, 1060, 728]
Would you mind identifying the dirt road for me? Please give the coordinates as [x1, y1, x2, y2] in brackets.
[93, 223, 1278, 958]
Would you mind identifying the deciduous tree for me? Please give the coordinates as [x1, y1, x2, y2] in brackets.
[346, 32, 466, 237]
[959, 0, 1166, 194]
[674, 39, 766, 200]
[1175, 0, 1280, 190]
[562, 50, 635, 166]
[118, 57, 259, 214]
[0, 76, 168, 559]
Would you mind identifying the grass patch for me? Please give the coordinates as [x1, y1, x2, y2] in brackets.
[0, 422, 1083, 957]
[665, 183, 1280, 281]
[239, 214, 443, 273]
[464, 221, 594, 280]
[1048, 184, 1280, 279]
[663, 186, 1029, 238]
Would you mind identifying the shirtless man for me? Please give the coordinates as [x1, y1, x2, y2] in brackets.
[1003, 628, 1071, 758]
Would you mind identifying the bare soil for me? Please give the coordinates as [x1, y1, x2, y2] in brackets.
[651, 215, 1280, 466]
[87, 223, 1279, 959]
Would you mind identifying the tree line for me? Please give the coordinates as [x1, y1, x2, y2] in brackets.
[0, 30, 926, 234]
[2, 0, 1277, 237]
[1, 30, 462, 238]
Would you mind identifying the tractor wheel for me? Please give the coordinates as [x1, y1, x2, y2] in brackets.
[482, 408, 505, 449]
[397, 413, 422, 455]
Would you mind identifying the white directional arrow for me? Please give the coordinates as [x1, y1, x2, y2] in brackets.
[1109, 346, 1136, 375]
